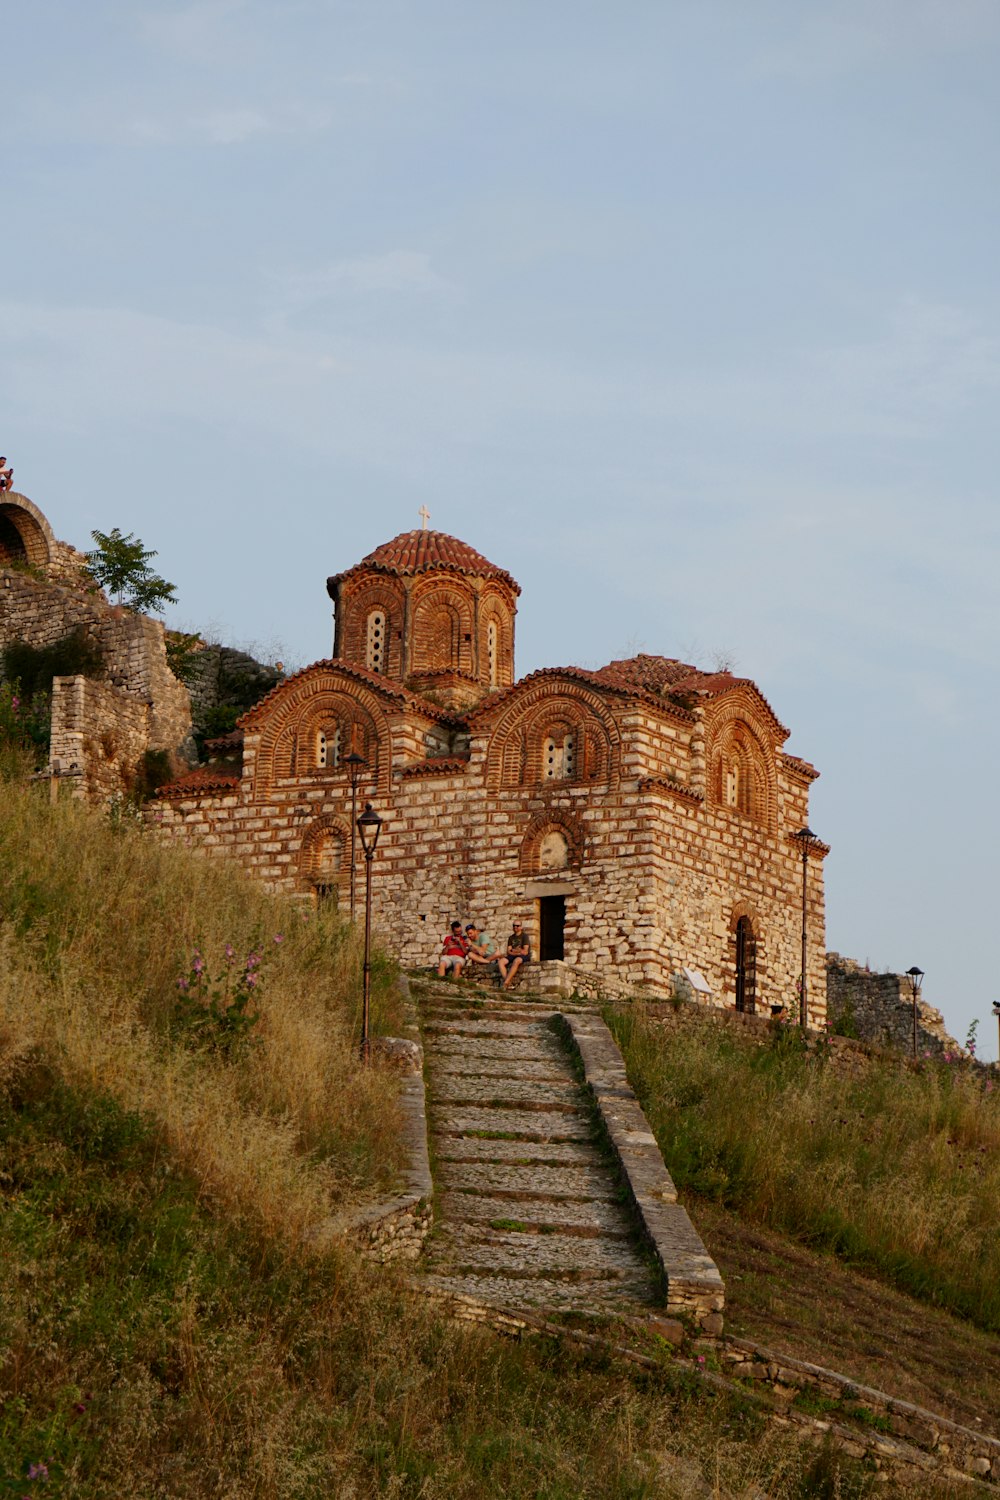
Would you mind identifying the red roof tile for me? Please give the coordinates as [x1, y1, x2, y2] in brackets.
[155, 769, 240, 800]
[328, 530, 520, 595]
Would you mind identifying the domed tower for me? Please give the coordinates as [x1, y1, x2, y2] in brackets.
[326, 529, 520, 710]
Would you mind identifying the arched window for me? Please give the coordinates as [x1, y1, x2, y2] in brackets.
[316, 725, 341, 770]
[487, 621, 498, 687]
[544, 731, 576, 781]
[366, 611, 386, 673]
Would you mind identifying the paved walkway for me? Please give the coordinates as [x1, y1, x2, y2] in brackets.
[414, 977, 660, 1316]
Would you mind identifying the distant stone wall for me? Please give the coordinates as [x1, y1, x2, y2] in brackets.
[0, 495, 194, 799]
[50, 676, 151, 803]
[826, 953, 965, 1059]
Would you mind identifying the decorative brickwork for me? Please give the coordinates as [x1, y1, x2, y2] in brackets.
[149, 527, 828, 1020]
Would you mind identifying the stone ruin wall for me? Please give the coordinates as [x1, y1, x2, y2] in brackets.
[50, 676, 152, 804]
[0, 504, 193, 800]
[826, 953, 966, 1059]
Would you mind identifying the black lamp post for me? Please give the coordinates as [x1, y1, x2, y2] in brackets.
[906, 966, 924, 1059]
[344, 751, 367, 920]
[357, 801, 383, 1064]
[993, 1002, 1000, 1065]
[792, 827, 820, 1030]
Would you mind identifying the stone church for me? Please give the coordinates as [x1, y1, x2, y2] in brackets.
[153, 527, 828, 1016]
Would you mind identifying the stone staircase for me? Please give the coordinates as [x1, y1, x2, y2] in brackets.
[414, 977, 660, 1316]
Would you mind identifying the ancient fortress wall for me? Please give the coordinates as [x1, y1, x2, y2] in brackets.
[826, 953, 965, 1058]
[0, 493, 193, 799]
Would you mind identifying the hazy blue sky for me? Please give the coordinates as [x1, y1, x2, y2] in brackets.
[4, 1, 999, 1054]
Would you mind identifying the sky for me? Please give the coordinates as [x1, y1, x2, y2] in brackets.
[4, 1, 999, 1055]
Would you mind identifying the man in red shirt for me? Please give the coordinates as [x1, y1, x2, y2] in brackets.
[437, 920, 468, 978]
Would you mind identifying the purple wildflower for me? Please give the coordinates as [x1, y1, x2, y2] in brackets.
[245, 972, 258, 989]
[27, 1463, 48, 1480]
[224, 943, 235, 960]
[177, 978, 190, 992]
[273, 933, 284, 945]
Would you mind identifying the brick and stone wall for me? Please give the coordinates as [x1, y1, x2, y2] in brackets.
[150, 678, 827, 1019]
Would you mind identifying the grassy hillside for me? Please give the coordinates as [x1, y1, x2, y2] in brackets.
[0, 762, 979, 1497]
[607, 1005, 1000, 1330]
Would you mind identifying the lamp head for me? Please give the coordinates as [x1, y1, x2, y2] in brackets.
[356, 801, 382, 855]
[905, 966, 924, 991]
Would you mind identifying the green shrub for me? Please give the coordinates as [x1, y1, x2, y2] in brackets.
[1, 627, 105, 698]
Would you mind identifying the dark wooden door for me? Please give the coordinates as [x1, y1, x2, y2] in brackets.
[735, 917, 756, 1013]
[539, 896, 565, 961]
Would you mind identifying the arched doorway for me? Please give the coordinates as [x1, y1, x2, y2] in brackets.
[735, 916, 757, 1013]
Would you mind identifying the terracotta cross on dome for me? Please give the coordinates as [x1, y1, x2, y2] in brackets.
[418, 504, 430, 531]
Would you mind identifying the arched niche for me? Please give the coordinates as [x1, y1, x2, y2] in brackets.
[0, 498, 53, 570]
[486, 685, 618, 792]
[298, 814, 351, 903]
[518, 811, 585, 874]
[707, 715, 776, 829]
[253, 673, 391, 797]
[410, 581, 475, 677]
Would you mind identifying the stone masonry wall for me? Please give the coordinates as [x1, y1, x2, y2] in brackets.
[1, 554, 193, 796]
[826, 953, 965, 1059]
[50, 676, 151, 803]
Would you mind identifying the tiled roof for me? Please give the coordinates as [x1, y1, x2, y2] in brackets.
[328, 530, 520, 594]
[782, 752, 819, 781]
[204, 729, 244, 753]
[155, 768, 240, 800]
[397, 755, 470, 778]
[237, 660, 462, 729]
[592, 654, 701, 692]
[466, 664, 697, 723]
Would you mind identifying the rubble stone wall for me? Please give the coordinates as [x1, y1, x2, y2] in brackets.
[50, 675, 151, 803]
[826, 953, 965, 1059]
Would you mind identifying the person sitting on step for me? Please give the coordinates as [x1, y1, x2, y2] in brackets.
[499, 920, 530, 991]
[437, 920, 468, 978]
[463, 923, 499, 983]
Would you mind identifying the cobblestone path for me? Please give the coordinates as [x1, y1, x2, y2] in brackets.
[415, 979, 660, 1315]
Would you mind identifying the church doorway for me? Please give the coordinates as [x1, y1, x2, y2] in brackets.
[538, 895, 565, 961]
[735, 916, 756, 1013]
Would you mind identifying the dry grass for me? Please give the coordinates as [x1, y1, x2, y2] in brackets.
[608, 1004, 1000, 1329]
[0, 769, 405, 1247]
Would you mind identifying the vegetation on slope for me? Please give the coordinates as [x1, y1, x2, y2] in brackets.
[0, 763, 935, 1498]
[607, 1006, 1000, 1331]
[0, 755, 404, 1243]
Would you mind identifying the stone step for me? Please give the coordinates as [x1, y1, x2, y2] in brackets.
[434, 1137, 602, 1167]
[419, 1271, 656, 1310]
[429, 1035, 568, 1063]
[439, 1190, 634, 1234]
[423, 1019, 555, 1038]
[429, 1105, 593, 1139]
[428, 1076, 583, 1107]
[427, 1055, 568, 1081]
[430, 1228, 648, 1280]
[437, 1161, 618, 1200]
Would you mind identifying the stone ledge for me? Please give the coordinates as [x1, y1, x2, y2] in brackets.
[330, 975, 434, 1264]
[561, 1011, 725, 1328]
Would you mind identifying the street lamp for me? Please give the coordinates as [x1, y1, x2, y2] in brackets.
[357, 801, 383, 1065]
[792, 827, 821, 1030]
[344, 751, 367, 920]
[906, 966, 924, 1059]
[993, 1001, 1000, 1066]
